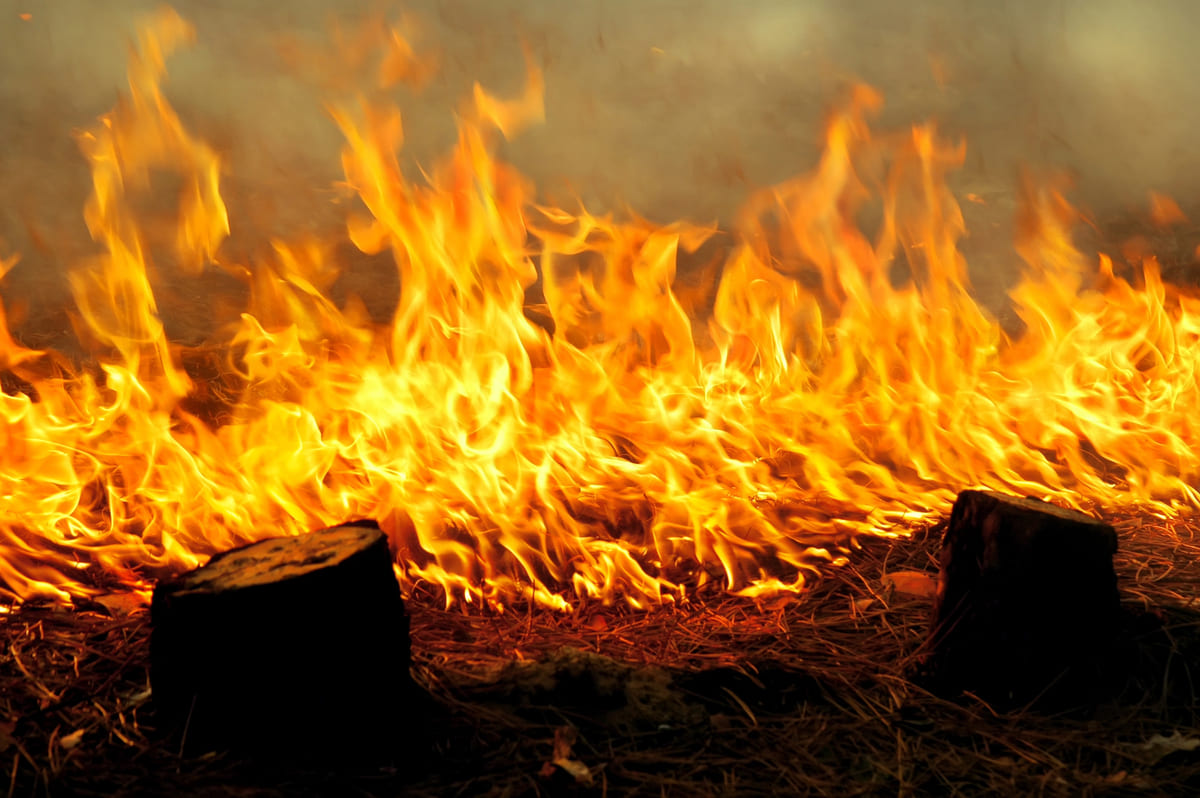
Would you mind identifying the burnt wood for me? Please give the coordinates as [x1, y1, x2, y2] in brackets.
[924, 489, 1119, 706]
[150, 521, 411, 758]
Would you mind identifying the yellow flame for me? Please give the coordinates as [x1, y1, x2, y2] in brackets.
[2, 11, 1199, 609]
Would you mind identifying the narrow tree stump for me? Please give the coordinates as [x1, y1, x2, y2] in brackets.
[150, 522, 411, 758]
[924, 490, 1119, 705]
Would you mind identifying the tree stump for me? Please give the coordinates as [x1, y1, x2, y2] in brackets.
[924, 490, 1119, 706]
[150, 522, 412, 758]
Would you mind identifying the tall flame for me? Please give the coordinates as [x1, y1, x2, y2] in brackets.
[2, 11, 1197, 609]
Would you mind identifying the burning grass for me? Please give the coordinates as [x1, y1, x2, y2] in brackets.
[5, 508, 1200, 796]
[5, 9, 1200, 615]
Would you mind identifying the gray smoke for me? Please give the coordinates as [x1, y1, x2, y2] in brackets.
[2, 0, 1197, 334]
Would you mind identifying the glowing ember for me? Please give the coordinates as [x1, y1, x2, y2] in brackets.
[2, 9, 1198, 610]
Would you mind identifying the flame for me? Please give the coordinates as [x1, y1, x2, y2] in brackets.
[2, 11, 1199, 609]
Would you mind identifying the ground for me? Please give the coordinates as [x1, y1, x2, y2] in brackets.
[5, 509, 1200, 797]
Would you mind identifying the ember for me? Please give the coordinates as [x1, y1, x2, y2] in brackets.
[2, 7, 1199, 615]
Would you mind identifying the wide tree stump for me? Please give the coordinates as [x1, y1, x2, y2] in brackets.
[150, 522, 412, 758]
[924, 490, 1119, 706]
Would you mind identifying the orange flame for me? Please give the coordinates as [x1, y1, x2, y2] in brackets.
[2, 11, 1198, 609]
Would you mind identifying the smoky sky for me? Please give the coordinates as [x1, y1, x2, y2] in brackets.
[2, 0, 1199, 321]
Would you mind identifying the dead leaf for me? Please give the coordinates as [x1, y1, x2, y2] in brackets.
[708, 713, 734, 732]
[551, 725, 576, 761]
[551, 756, 593, 785]
[59, 729, 85, 751]
[94, 591, 149, 617]
[1128, 732, 1200, 765]
[539, 725, 594, 786]
[0, 720, 14, 753]
[881, 570, 938, 599]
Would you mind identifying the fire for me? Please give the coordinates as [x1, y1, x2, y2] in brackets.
[2, 9, 1198, 610]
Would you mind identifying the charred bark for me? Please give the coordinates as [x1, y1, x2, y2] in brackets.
[924, 490, 1119, 706]
[150, 521, 412, 759]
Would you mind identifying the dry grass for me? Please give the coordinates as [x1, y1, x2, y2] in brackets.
[4, 508, 1200, 797]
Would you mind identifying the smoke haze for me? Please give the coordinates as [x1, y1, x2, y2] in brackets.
[2, 0, 1198, 328]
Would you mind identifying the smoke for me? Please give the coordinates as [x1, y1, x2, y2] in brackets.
[2, 0, 1198, 326]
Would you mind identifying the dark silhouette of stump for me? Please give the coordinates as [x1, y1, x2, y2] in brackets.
[150, 522, 412, 759]
[924, 490, 1119, 707]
